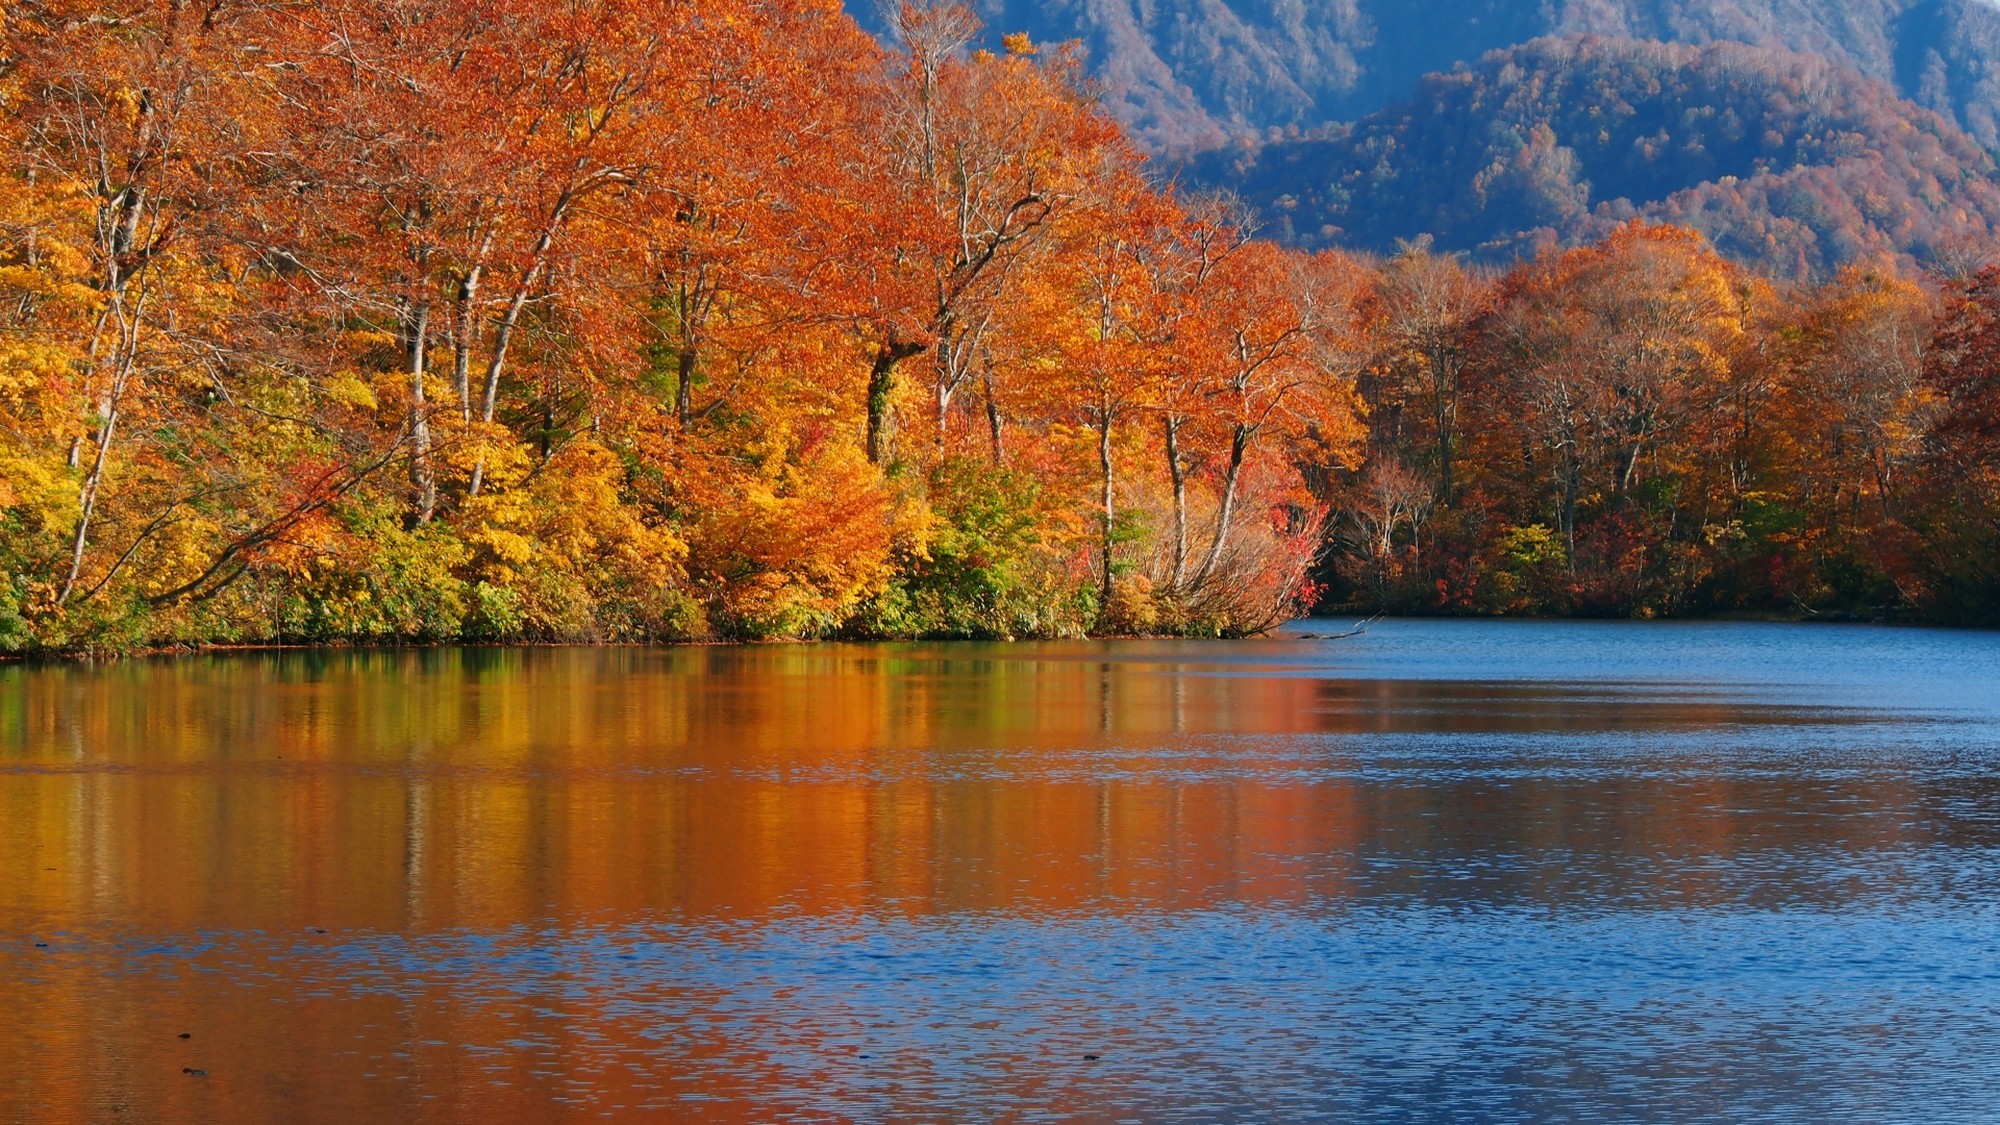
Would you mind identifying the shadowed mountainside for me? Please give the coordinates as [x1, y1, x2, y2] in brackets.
[849, 0, 2000, 152]
[1194, 35, 2000, 278]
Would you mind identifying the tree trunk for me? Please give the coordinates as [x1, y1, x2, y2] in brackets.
[1194, 425, 1249, 588]
[867, 348, 896, 465]
[406, 300, 437, 524]
[452, 259, 485, 424]
[1874, 444, 1897, 524]
[1098, 408, 1116, 610]
[1429, 342, 1458, 508]
[675, 346, 696, 430]
[24, 167, 37, 269]
[935, 367, 953, 454]
[470, 213, 564, 496]
[1560, 454, 1581, 570]
[1434, 404, 1455, 509]
[59, 178, 155, 603]
[111, 185, 146, 262]
[1436, 437, 1455, 509]
[866, 340, 922, 465]
[467, 269, 536, 497]
[1618, 416, 1651, 495]
[58, 399, 121, 606]
[983, 365, 1004, 465]
[1165, 414, 1188, 591]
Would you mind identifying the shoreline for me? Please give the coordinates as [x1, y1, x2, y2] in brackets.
[4, 610, 1984, 665]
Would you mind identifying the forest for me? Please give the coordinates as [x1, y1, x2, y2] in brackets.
[1, 0, 1998, 654]
[847, 0, 2000, 154]
[1199, 36, 2000, 280]
[1331, 224, 2000, 624]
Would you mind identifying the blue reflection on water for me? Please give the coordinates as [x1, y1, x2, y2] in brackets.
[53, 901, 2000, 1123]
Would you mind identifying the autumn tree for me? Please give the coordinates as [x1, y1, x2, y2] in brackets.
[1018, 166, 1164, 610]
[1187, 242, 1362, 592]
[1485, 224, 1743, 567]
[1133, 192, 1247, 591]
[1907, 266, 2000, 621]
[4, 0, 258, 609]
[1365, 238, 1489, 507]
[1782, 268, 1938, 529]
[860, 5, 1119, 465]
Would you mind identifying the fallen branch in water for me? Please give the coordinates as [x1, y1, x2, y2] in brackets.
[1294, 613, 1384, 640]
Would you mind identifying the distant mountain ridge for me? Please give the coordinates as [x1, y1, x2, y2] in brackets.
[847, 0, 2000, 153]
[1196, 35, 2000, 277]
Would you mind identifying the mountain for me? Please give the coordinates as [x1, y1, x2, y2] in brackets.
[1194, 35, 2000, 277]
[848, 0, 2000, 153]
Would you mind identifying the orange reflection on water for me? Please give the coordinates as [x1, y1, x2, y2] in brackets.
[0, 643, 1938, 1121]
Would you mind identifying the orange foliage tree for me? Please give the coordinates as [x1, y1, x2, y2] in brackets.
[0, 0, 1369, 649]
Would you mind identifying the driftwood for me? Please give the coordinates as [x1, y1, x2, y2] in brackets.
[1293, 613, 1385, 641]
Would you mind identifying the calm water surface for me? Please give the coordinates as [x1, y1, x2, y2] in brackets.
[3, 620, 1999, 1122]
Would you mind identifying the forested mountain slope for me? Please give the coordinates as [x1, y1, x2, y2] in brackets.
[849, 0, 2000, 152]
[1195, 36, 2000, 278]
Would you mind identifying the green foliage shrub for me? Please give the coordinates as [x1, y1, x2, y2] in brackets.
[857, 458, 1095, 640]
[280, 520, 469, 642]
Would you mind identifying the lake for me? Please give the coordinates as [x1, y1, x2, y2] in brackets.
[3, 620, 1999, 1122]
